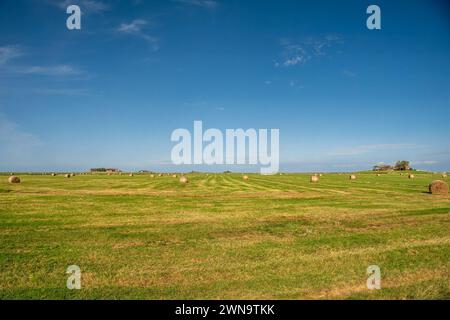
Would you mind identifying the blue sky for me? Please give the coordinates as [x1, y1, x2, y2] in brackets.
[0, 0, 449, 172]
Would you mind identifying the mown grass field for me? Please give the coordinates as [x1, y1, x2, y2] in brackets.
[0, 171, 449, 299]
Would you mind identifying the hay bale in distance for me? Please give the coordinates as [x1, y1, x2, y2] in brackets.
[243, 175, 249, 180]
[349, 174, 356, 180]
[51, 173, 56, 176]
[409, 174, 415, 179]
[429, 180, 449, 195]
[65, 174, 70, 178]
[150, 174, 155, 178]
[442, 174, 447, 178]
[129, 173, 133, 177]
[158, 174, 162, 177]
[179, 176, 188, 184]
[310, 175, 319, 183]
[319, 173, 323, 177]
[8, 176, 20, 183]
[376, 173, 381, 177]
[172, 174, 177, 178]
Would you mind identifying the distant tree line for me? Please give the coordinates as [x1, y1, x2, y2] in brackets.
[373, 160, 412, 171]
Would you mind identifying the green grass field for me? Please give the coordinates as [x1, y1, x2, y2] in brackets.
[0, 171, 449, 299]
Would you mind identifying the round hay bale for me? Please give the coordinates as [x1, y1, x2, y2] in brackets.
[408, 174, 415, 179]
[442, 174, 447, 178]
[179, 176, 188, 184]
[70, 173, 75, 177]
[376, 173, 381, 177]
[129, 173, 133, 177]
[349, 174, 356, 180]
[51, 173, 56, 176]
[429, 180, 448, 195]
[65, 174, 70, 178]
[243, 175, 249, 180]
[172, 174, 177, 178]
[8, 176, 20, 183]
[310, 175, 319, 183]
[150, 174, 155, 178]
[158, 173, 162, 177]
[319, 173, 323, 177]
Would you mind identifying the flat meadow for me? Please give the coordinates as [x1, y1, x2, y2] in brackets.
[0, 171, 449, 299]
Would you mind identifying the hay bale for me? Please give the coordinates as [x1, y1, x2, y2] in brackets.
[51, 173, 56, 176]
[158, 174, 162, 177]
[349, 174, 356, 180]
[442, 174, 447, 178]
[8, 176, 20, 183]
[429, 180, 448, 195]
[408, 174, 415, 179]
[243, 175, 249, 180]
[129, 173, 133, 177]
[172, 174, 177, 178]
[179, 176, 188, 184]
[65, 174, 70, 178]
[319, 173, 323, 177]
[70, 173, 75, 177]
[310, 175, 319, 183]
[150, 174, 155, 178]
[376, 173, 381, 177]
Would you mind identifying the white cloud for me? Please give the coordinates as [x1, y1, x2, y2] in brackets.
[32, 88, 92, 96]
[329, 144, 424, 156]
[276, 35, 342, 67]
[13, 65, 82, 76]
[289, 80, 304, 89]
[411, 160, 437, 165]
[0, 45, 22, 66]
[117, 19, 159, 50]
[172, 0, 218, 9]
[343, 70, 356, 77]
[53, 0, 110, 13]
[0, 114, 41, 146]
[118, 19, 148, 34]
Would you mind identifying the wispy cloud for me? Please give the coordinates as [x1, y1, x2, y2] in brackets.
[411, 160, 437, 165]
[0, 45, 22, 66]
[172, 0, 218, 9]
[289, 80, 304, 89]
[13, 65, 82, 76]
[0, 114, 41, 146]
[329, 144, 424, 156]
[50, 0, 110, 13]
[343, 70, 356, 77]
[276, 35, 342, 67]
[117, 19, 159, 50]
[32, 88, 92, 96]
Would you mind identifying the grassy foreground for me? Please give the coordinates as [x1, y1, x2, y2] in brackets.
[0, 171, 449, 300]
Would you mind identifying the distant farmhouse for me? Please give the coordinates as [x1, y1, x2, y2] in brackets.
[373, 160, 412, 171]
[90, 168, 122, 173]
